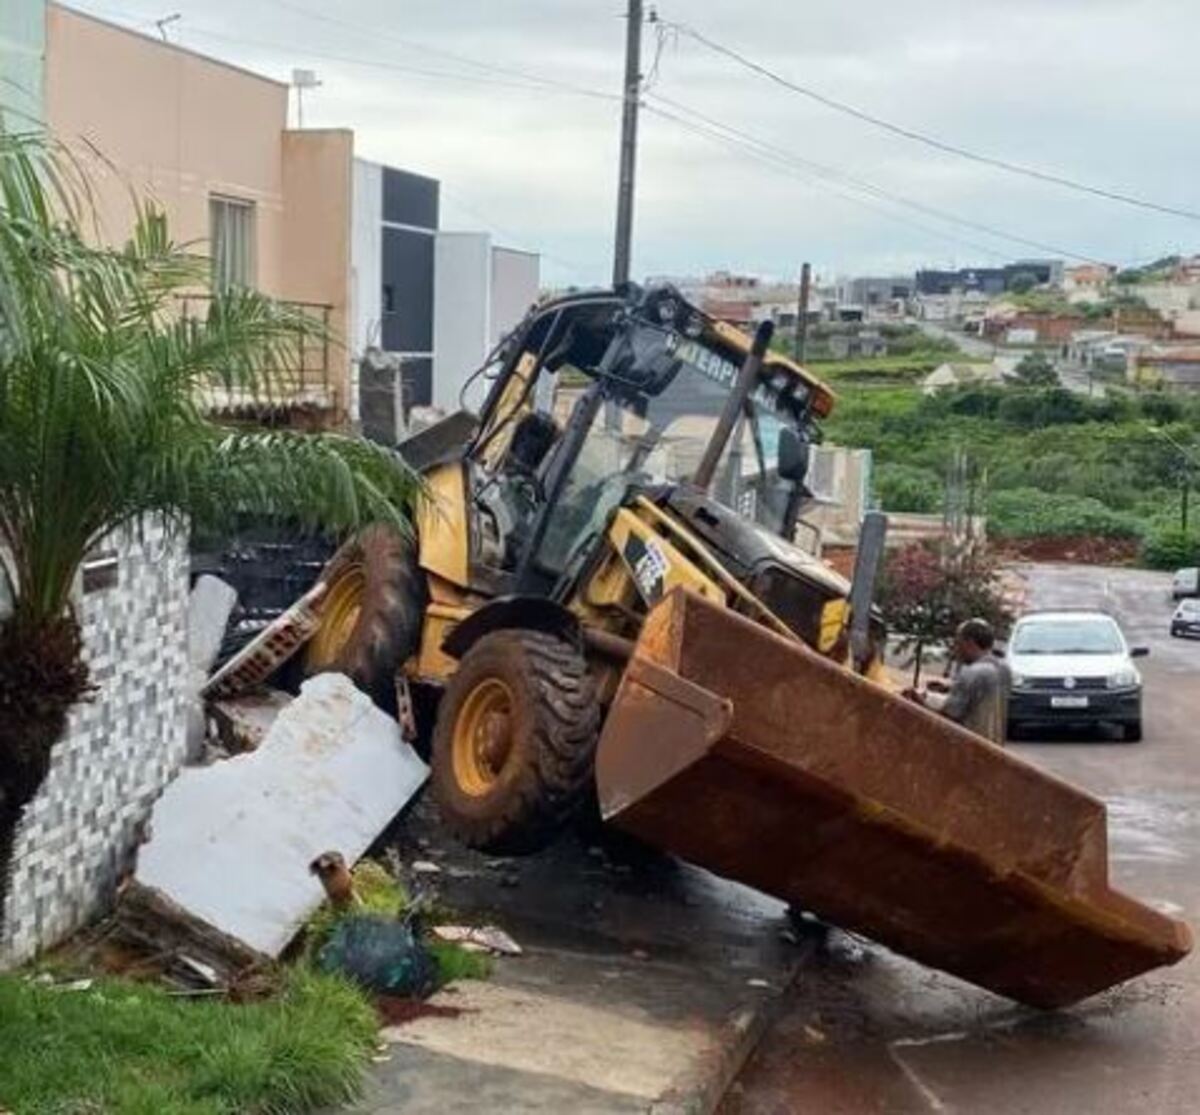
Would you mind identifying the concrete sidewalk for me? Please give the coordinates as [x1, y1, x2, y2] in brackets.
[340, 804, 811, 1114]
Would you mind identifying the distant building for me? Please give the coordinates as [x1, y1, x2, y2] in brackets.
[840, 276, 914, 315]
[915, 259, 1063, 296]
[1131, 345, 1200, 392]
[1063, 263, 1115, 292]
[923, 361, 1009, 394]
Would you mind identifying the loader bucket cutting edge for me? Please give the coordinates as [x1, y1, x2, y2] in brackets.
[595, 588, 1191, 1009]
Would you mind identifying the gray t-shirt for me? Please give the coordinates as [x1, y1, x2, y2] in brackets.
[941, 656, 1010, 745]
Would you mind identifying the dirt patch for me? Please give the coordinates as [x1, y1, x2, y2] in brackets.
[375, 995, 467, 1026]
[993, 535, 1140, 566]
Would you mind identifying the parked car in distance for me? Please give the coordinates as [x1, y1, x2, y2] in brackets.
[1172, 567, 1199, 600]
[1171, 598, 1200, 639]
[1007, 611, 1147, 742]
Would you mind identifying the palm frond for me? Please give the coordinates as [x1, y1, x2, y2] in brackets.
[0, 133, 417, 636]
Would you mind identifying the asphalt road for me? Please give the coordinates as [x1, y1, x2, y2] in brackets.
[724, 563, 1200, 1115]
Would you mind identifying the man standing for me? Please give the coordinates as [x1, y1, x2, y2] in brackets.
[907, 618, 1010, 745]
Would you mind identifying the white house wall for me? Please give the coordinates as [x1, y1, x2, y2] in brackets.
[433, 231, 491, 413]
[490, 246, 540, 349]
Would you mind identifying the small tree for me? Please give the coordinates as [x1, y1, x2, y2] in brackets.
[1013, 351, 1058, 387]
[878, 539, 1013, 684]
[0, 135, 420, 921]
[1008, 271, 1038, 295]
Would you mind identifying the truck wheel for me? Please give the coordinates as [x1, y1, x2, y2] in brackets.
[302, 523, 426, 708]
[431, 630, 599, 853]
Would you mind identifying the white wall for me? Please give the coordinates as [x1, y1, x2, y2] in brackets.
[349, 158, 383, 423]
[433, 231, 491, 413]
[490, 246, 539, 348]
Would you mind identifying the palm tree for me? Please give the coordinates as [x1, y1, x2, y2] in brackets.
[0, 133, 419, 911]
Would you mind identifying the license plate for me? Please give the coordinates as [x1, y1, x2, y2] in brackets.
[1051, 696, 1089, 709]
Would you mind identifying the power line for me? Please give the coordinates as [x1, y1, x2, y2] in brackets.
[68, 3, 620, 101]
[258, 0, 619, 104]
[646, 92, 1105, 264]
[642, 103, 1015, 263]
[661, 17, 1200, 224]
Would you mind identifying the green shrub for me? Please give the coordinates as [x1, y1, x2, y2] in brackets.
[1142, 526, 1200, 570]
[874, 463, 943, 513]
[987, 488, 1142, 539]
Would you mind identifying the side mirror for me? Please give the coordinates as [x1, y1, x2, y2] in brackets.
[1131, 646, 1150, 658]
[777, 426, 810, 484]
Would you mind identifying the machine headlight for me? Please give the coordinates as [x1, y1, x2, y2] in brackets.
[1107, 669, 1139, 690]
[684, 312, 705, 338]
[657, 297, 678, 324]
[1011, 673, 1031, 690]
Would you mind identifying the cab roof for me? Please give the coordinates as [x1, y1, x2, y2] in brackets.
[705, 319, 837, 419]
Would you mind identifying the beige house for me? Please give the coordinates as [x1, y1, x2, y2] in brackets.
[44, 4, 350, 421]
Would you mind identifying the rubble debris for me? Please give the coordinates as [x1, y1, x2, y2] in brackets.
[433, 925, 522, 957]
[202, 583, 326, 699]
[411, 860, 442, 875]
[317, 914, 437, 998]
[206, 688, 292, 753]
[131, 673, 428, 958]
[186, 574, 238, 755]
[114, 880, 266, 983]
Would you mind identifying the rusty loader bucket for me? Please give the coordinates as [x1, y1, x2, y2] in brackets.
[596, 589, 1191, 1009]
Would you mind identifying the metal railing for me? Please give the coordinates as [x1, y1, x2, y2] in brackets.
[177, 293, 336, 414]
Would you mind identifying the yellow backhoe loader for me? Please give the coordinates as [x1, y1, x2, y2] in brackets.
[301, 283, 1189, 1009]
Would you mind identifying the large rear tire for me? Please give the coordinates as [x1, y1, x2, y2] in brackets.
[302, 523, 426, 709]
[431, 630, 599, 853]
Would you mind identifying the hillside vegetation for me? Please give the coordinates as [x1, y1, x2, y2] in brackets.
[824, 381, 1200, 567]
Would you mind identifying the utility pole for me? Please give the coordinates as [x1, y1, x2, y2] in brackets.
[793, 261, 812, 362]
[612, 0, 643, 287]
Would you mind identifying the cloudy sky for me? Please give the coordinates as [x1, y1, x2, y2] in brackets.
[69, 0, 1200, 287]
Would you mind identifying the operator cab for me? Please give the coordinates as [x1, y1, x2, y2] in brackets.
[461, 284, 833, 601]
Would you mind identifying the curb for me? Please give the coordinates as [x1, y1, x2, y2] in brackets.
[652, 939, 816, 1115]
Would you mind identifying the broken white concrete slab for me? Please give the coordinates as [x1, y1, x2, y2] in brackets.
[136, 673, 428, 957]
[188, 575, 238, 674]
[186, 575, 238, 757]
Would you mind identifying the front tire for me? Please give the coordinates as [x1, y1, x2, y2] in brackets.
[431, 630, 599, 853]
[302, 523, 426, 709]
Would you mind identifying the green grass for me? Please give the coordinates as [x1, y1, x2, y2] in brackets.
[428, 941, 492, 983]
[0, 968, 377, 1115]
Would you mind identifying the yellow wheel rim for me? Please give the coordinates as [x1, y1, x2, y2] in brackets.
[305, 564, 365, 671]
[452, 678, 514, 797]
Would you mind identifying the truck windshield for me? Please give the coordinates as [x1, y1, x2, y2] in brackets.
[536, 355, 802, 576]
[1012, 619, 1124, 655]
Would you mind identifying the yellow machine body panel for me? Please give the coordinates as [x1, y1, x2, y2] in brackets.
[416, 462, 470, 588]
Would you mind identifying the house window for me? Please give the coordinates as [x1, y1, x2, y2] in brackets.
[209, 195, 256, 290]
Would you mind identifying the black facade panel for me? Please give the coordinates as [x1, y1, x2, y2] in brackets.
[382, 167, 439, 230]
[403, 357, 433, 409]
[381, 227, 434, 353]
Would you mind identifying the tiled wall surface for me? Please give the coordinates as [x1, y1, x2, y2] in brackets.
[1, 520, 190, 965]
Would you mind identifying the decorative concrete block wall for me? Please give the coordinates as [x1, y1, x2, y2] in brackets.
[1, 520, 190, 966]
